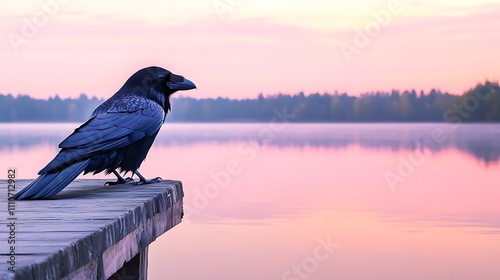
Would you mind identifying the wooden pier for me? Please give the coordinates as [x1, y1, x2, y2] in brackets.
[0, 179, 184, 280]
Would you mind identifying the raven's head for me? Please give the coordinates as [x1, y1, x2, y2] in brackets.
[121, 66, 196, 111]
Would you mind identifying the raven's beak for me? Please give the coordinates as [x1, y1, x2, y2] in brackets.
[167, 77, 196, 91]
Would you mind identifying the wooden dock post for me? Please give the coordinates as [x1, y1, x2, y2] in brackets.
[1, 179, 184, 280]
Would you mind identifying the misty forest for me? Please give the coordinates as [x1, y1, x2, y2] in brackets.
[0, 82, 499, 123]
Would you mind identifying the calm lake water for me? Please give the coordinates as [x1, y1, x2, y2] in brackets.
[1, 123, 500, 280]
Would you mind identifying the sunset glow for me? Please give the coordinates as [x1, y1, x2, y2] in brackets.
[0, 0, 499, 99]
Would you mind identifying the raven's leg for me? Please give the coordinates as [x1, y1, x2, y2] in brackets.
[133, 170, 162, 185]
[105, 171, 134, 186]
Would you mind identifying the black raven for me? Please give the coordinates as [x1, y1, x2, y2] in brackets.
[15, 66, 196, 200]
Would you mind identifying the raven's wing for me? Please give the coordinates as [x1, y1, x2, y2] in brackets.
[39, 98, 164, 174]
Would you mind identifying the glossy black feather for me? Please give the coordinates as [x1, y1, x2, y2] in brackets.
[15, 66, 195, 200]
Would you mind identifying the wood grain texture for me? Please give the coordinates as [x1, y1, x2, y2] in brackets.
[0, 179, 183, 280]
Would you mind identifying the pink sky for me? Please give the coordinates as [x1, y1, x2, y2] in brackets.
[0, 1, 499, 100]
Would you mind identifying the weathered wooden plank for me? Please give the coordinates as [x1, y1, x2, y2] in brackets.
[0, 179, 183, 280]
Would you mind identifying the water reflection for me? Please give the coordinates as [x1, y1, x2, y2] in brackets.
[2, 123, 500, 279]
[378, 211, 500, 235]
[1, 123, 500, 164]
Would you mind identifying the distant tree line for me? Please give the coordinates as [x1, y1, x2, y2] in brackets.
[168, 82, 500, 122]
[0, 94, 103, 122]
[1, 82, 499, 122]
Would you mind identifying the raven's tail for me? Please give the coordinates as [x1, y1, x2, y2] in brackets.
[15, 159, 91, 200]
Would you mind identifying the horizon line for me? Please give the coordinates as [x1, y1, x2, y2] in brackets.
[1, 80, 499, 101]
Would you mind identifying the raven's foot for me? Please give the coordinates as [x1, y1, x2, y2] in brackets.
[105, 170, 135, 186]
[133, 177, 162, 186]
[133, 170, 162, 185]
[105, 177, 134, 186]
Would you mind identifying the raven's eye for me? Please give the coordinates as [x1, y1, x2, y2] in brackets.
[160, 73, 171, 84]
